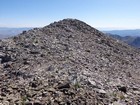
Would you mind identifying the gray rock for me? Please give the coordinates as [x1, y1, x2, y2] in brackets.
[0, 19, 140, 104]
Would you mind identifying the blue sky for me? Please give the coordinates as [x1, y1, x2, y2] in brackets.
[0, 0, 140, 29]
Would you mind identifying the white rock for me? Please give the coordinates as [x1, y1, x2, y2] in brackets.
[88, 79, 96, 86]
[112, 101, 124, 105]
[94, 88, 106, 94]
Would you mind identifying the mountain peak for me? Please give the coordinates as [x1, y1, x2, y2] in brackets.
[0, 19, 140, 104]
[48, 18, 87, 27]
[44, 18, 96, 32]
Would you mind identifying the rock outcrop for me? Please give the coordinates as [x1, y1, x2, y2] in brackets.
[0, 19, 140, 104]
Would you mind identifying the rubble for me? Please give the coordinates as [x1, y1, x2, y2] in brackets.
[0, 19, 140, 104]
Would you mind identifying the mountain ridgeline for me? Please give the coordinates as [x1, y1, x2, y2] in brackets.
[107, 33, 140, 48]
[104, 29, 140, 36]
[0, 27, 32, 39]
[0, 19, 140, 104]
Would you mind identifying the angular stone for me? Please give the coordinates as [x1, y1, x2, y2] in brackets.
[117, 86, 127, 93]
[58, 83, 70, 89]
[25, 102, 32, 105]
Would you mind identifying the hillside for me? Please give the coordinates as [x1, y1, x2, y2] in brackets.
[0, 19, 140, 105]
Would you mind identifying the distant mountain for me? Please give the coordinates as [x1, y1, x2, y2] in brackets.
[130, 37, 140, 48]
[0, 27, 32, 39]
[107, 33, 140, 48]
[104, 29, 140, 36]
[103, 29, 140, 48]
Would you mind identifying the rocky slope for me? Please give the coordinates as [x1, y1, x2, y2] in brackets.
[0, 19, 140, 105]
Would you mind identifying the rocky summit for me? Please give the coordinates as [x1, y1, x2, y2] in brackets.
[0, 19, 140, 105]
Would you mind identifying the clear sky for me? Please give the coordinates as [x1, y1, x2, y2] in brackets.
[0, 0, 140, 29]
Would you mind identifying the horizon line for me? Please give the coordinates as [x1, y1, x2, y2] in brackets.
[0, 26, 140, 31]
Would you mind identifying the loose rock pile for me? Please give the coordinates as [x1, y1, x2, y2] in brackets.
[0, 19, 140, 105]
